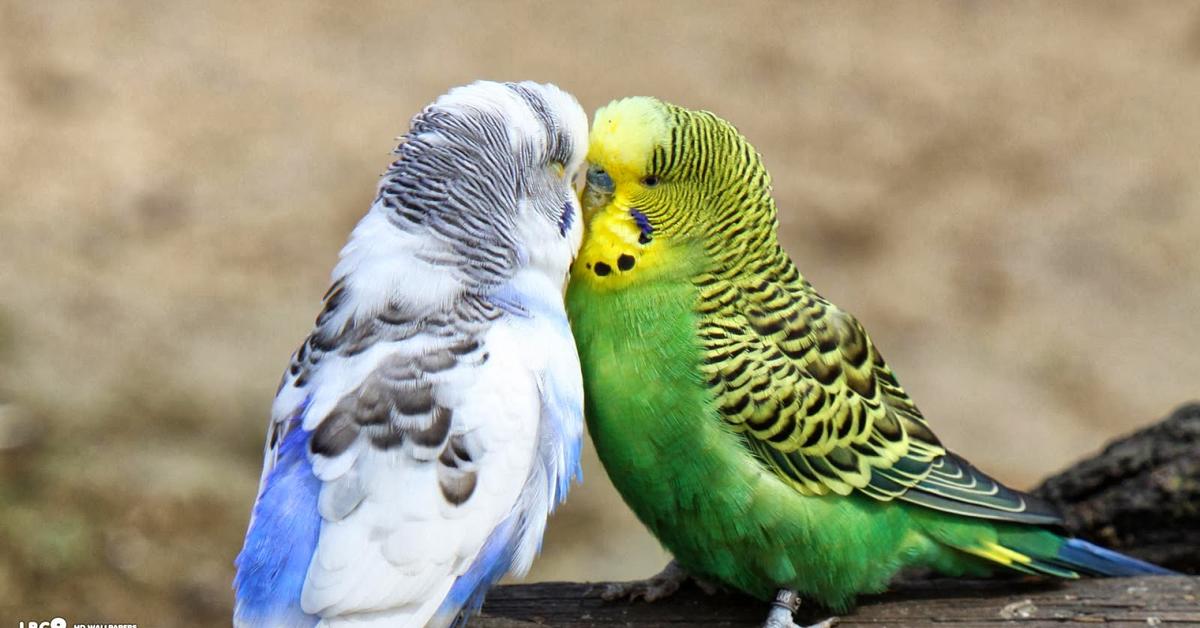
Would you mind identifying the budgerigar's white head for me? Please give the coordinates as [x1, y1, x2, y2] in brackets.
[334, 81, 588, 314]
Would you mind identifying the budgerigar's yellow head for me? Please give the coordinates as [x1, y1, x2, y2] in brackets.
[574, 97, 777, 292]
[587, 97, 670, 188]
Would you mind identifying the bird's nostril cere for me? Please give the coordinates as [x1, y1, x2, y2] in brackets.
[617, 254, 636, 271]
[587, 165, 614, 193]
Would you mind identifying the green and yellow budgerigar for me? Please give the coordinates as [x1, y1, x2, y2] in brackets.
[565, 97, 1175, 627]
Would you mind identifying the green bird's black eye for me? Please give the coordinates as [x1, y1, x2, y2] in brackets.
[641, 175, 660, 187]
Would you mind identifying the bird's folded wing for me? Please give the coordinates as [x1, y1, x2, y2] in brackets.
[301, 334, 545, 624]
[705, 277, 1061, 525]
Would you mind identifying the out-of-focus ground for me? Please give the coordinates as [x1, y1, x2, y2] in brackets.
[1, 1, 1198, 625]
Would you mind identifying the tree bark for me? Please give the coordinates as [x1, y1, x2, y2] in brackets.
[477, 403, 1200, 627]
[1033, 402, 1200, 571]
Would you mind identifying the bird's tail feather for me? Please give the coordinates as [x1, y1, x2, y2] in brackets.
[1051, 538, 1178, 577]
[980, 526, 1179, 578]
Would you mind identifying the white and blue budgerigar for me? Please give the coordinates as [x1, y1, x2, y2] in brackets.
[234, 81, 589, 628]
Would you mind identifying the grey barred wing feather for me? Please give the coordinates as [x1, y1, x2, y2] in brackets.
[698, 272, 1061, 526]
[293, 321, 549, 624]
[241, 278, 581, 627]
[898, 452, 1061, 524]
[253, 286, 539, 626]
[306, 345, 484, 506]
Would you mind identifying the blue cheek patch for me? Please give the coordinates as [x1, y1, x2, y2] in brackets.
[630, 209, 653, 243]
[558, 199, 574, 236]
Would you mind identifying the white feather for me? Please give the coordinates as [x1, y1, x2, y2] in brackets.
[299, 274, 572, 626]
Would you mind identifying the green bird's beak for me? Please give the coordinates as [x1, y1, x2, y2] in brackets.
[582, 164, 614, 219]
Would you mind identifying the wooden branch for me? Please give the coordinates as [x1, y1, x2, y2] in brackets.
[477, 577, 1199, 626]
[477, 403, 1200, 626]
[1034, 402, 1200, 571]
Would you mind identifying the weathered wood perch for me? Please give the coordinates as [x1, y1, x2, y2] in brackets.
[477, 403, 1200, 626]
[478, 577, 1198, 626]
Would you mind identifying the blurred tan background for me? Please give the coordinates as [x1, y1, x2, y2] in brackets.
[2, 1, 1199, 625]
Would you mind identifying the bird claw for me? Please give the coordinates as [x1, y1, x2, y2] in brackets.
[761, 589, 838, 628]
[762, 614, 838, 628]
[601, 579, 679, 602]
[600, 560, 714, 602]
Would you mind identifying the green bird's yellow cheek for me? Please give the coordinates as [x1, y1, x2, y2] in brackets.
[573, 206, 664, 291]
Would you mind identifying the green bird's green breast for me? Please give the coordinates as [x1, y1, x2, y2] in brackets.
[566, 277, 934, 608]
[565, 279, 743, 570]
[566, 277, 714, 507]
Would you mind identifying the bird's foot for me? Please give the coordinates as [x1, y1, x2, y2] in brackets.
[601, 560, 719, 602]
[761, 589, 838, 628]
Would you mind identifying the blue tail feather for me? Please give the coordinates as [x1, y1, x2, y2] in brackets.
[234, 418, 321, 627]
[1055, 538, 1179, 577]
